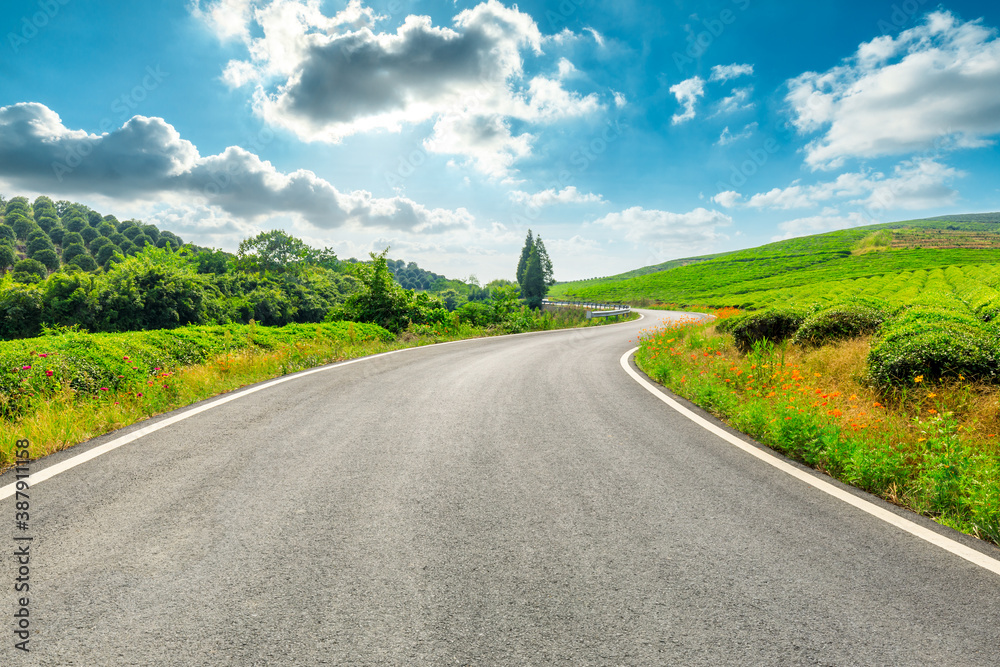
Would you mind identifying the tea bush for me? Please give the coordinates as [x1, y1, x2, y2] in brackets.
[728, 307, 809, 352]
[792, 299, 891, 347]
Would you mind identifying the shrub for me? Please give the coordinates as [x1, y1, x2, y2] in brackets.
[30, 248, 60, 272]
[0, 283, 44, 339]
[62, 231, 85, 247]
[69, 253, 99, 272]
[0, 224, 15, 244]
[976, 296, 1000, 323]
[868, 313, 1000, 387]
[714, 312, 747, 334]
[11, 258, 47, 283]
[728, 307, 808, 352]
[62, 243, 88, 264]
[0, 244, 15, 270]
[792, 299, 890, 346]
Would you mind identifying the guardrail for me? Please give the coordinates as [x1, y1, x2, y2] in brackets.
[542, 299, 632, 319]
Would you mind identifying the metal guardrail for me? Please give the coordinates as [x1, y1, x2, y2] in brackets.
[542, 299, 632, 319]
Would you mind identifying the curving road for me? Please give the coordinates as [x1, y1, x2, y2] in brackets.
[3, 310, 1000, 665]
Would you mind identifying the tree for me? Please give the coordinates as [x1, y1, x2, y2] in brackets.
[516, 230, 534, 285]
[534, 235, 555, 287]
[62, 243, 88, 264]
[520, 244, 547, 309]
[31, 248, 60, 272]
[338, 248, 417, 333]
[237, 230, 319, 274]
[0, 243, 15, 271]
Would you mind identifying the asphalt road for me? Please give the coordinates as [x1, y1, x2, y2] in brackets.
[3, 310, 999, 666]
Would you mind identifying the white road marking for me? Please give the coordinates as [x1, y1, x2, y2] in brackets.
[0, 313, 644, 500]
[620, 347, 1000, 577]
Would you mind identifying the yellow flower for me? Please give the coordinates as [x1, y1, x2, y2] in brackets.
[926, 392, 937, 398]
[914, 375, 924, 383]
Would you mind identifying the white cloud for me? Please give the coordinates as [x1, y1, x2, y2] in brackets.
[710, 63, 754, 82]
[0, 102, 472, 234]
[200, 0, 602, 178]
[772, 211, 869, 241]
[714, 157, 963, 212]
[508, 186, 605, 208]
[714, 86, 754, 115]
[716, 122, 757, 145]
[612, 91, 627, 108]
[785, 10, 1000, 169]
[669, 76, 705, 124]
[190, 0, 254, 42]
[583, 27, 605, 47]
[594, 206, 731, 256]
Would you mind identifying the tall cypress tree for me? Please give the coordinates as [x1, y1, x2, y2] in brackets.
[516, 230, 534, 286]
[534, 235, 554, 287]
[521, 244, 546, 309]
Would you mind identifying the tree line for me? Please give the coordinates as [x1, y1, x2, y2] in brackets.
[0, 194, 542, 340]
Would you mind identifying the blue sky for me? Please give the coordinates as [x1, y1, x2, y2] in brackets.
[1, 0, 999, 281]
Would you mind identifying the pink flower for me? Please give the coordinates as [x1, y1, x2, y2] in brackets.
[123, 356, 130, 360]
[137, 393, 143, 397]
[100, 387, 108, 391]
[46, 370, 53, 377]
[38, 353, 48, 358]
[22, 365, 31, 370]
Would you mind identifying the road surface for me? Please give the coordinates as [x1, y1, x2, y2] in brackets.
[2, 309, 999, 665]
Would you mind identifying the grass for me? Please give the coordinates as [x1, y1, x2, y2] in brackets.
[635, 313, 1000, 546]
[0, 308, 636, 473]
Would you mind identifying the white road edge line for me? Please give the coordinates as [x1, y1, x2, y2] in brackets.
[620, 346, 1000, 577]
[0, 312, 644, 501]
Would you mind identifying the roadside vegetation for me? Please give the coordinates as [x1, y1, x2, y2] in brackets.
[0, 193, 634, 471]
[597, 213, 1000, 546]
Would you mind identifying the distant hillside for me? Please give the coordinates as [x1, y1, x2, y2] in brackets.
[549, 213, 1000, 307]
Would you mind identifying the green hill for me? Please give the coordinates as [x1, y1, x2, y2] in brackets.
[549, 213, 1000, 308]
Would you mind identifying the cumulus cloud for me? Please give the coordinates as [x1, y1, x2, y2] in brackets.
[710, 63, 754, 82]
[713, 158, 962, 211]
[508, 186, 605, 208]
[785, 10, 1000, 169]
[0, 102, 472, 234]
[200, 0, 603, 177]
[669, 76, 705, 124]
[594, 206, 731, 256]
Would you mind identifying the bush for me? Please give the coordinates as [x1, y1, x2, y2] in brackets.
[792, 299, 890, 346]
[0, 244, 15, 270]
[728, 307, 808, 352]
[11, 258, 47, 283]
[31, 248, 60, 272]
[0, 283, 44, 339]
[69, 253, 99, 272]
[976, 296, 1000, 323]
[62, 243, 88, 264]
[868, 313, 1000, 387]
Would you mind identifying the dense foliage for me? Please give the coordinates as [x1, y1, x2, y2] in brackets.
[0, 193, 518, 341]
[0, 320, 393, 421]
